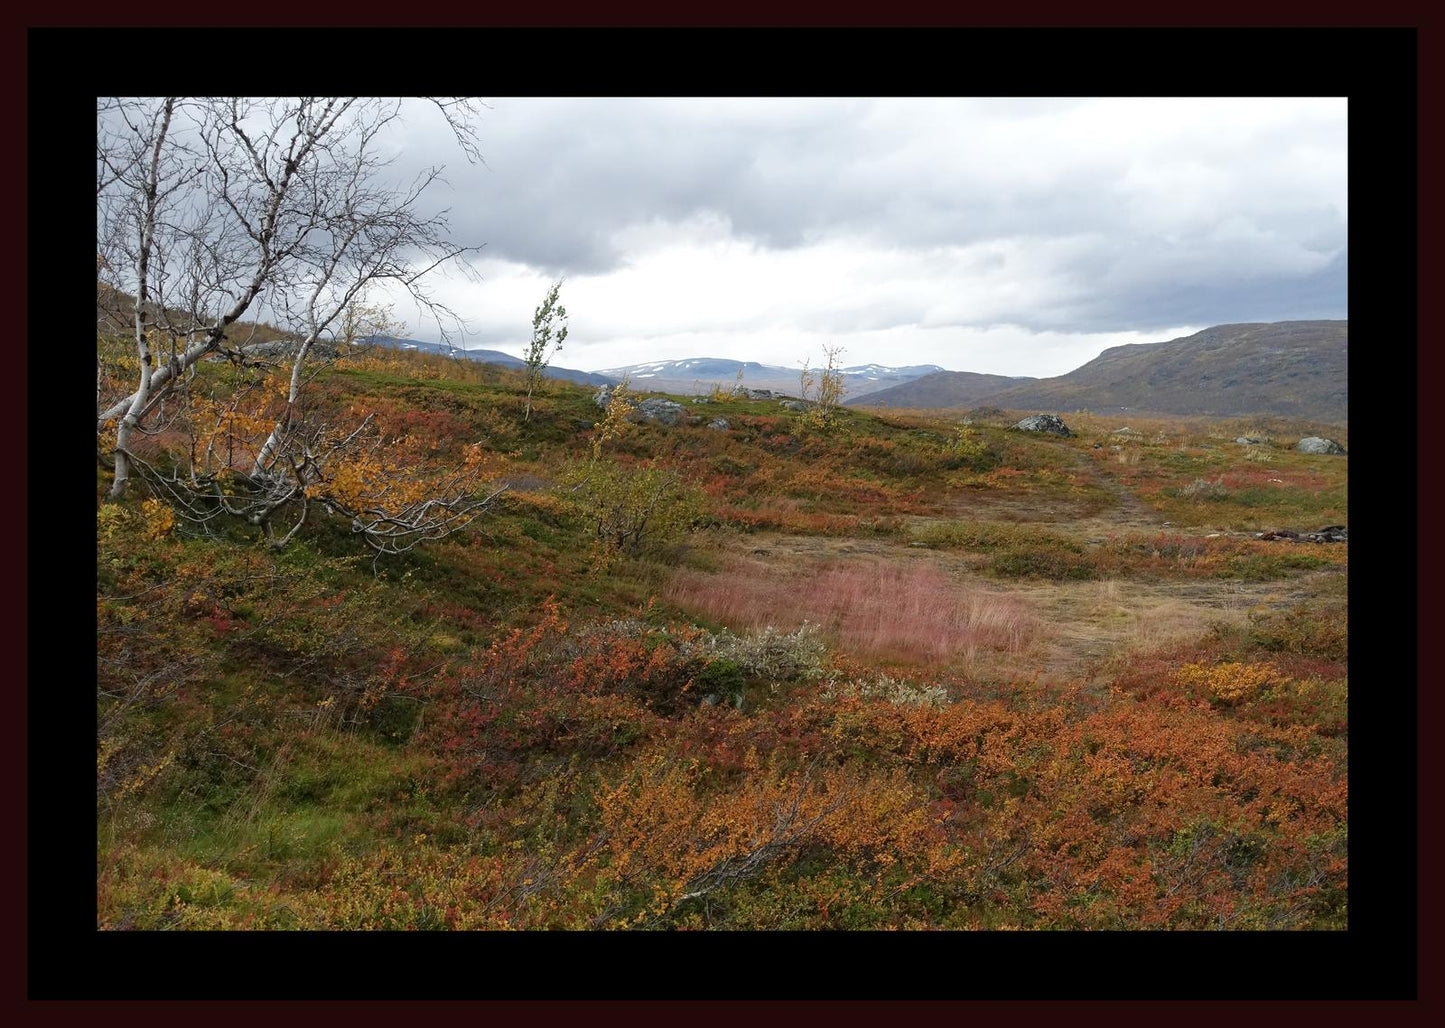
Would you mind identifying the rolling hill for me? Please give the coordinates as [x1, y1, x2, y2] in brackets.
[843, 370, 1035, 409]
[848, 322, 1347, 423]
[365, 336, 617, 386]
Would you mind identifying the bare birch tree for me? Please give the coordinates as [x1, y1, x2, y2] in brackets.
[97, 96, 487, 498]
[96, 97, 509, 552]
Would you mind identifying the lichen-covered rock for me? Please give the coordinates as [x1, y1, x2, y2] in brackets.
[592, 385, 614, 409]
[707, 418, 730, 431]
[1013, 413, 1072, 436]
[737, 388, 775, 400]
[1296, 436, 1346, 455]
[779, 399, 811, 412]
[633, 397, 686, 426]
[1235, 436, 1266, 445]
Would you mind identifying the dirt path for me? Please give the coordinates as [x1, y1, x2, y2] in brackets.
[916, 439, 1167, 535]
[1067, 448, 1161, 530]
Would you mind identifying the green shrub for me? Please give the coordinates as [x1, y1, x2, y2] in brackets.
[559, 460, 703, 558]
[989, 548, 1098, 580]
[1244, 604, 1348, 661]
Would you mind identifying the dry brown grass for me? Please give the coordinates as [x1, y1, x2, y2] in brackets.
[1000, 573, 1332, 677]
[665, 555, 1037, 666]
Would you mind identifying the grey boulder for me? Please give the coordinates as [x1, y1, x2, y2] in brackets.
[1013, 414, 1073, 437]
[633, 397, 687, 426]
[1296, 437, 1346, 455]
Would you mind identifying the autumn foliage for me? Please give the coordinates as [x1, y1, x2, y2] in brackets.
[96, 340, 1349, 932]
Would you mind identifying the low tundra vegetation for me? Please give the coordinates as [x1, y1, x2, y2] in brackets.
[97, 343, 1348, 931]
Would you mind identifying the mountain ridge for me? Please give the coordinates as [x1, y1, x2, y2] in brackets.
[364, 336, 617, 387]
[848, 321, 1348, 423]
[595, 357, 948, 399]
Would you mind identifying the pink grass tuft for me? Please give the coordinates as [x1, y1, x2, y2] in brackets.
[666, 559, 1034, 663]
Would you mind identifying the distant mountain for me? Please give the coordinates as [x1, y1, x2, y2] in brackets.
[364, 336, 617, 387]
[843, 370, 1035, 408]
[595, 357, 947, 399]
[848, 321, 1348, 423]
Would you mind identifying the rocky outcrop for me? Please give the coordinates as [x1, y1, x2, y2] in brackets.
[633, 397, 687, 426]
[1012, 414, 1073, 437]
[1256, 525, 1348, 543]
[1296, 436, 1346, 455]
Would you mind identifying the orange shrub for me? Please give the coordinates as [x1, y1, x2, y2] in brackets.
[1174, 661, 1285, 706]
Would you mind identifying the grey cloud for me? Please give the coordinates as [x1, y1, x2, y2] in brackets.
[1039, 248, 1348, 335]
[390, 97, 1346, 335]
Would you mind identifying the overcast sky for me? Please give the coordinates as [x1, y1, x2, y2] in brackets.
[375, 96, 1346, 377]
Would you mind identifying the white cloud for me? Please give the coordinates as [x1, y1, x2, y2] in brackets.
[376, 96, 1346, 376]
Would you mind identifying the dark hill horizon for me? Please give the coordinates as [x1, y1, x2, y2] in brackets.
[849, 321, 1347, 424]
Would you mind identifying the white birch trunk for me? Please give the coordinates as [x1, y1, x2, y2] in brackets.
[108, 99, 173, 499]
[250, 334, 315, 477]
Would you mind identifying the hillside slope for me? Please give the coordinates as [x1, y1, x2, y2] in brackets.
[851, 322, 1348, 423]
[844, 370, 1035, 409]
[368, 335, 616, 386]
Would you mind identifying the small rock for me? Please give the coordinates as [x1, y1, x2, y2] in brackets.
[779, 399, 811, 412]
[1235, 436, 1265, 445]
[707, 418, 730, 431]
